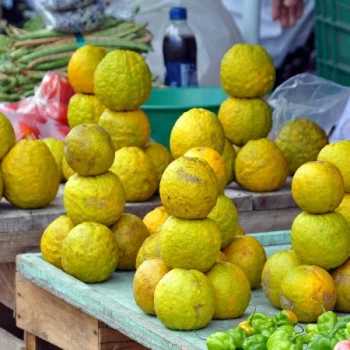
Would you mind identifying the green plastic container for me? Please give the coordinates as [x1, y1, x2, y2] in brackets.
[141, 87, 228, 148]
[315, 0, 350, 85]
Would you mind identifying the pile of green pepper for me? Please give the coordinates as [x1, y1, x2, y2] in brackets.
[206, 309, 350, 350]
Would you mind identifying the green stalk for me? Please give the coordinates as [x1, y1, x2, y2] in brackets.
[18, 43, 77, 63]
[85, 38, 151, 52]
[33, 57, 71, 70]
[0, 92, 21, 102]
[15, 29, 67, 41]
[27, 51, 74, 69]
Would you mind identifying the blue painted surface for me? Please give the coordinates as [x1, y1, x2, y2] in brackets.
[17, 231, 295, 350]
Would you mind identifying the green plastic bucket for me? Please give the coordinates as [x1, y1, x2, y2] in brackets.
[141, 87, 228, 148]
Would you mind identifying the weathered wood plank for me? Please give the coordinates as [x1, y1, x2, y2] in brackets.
[99, 323, 148, 350]
[0, 327, 25, 350]
[0, 262, 16, 309]
[0, 232, 43, 264]
[239, 207, 301, 233]
[16, 273, 100, 350]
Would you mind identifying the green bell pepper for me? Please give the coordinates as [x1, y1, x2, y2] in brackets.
[307, 332, 332, 350]
[272, 310, 298, 327]
[242, 334, 268, 350]
[266, 326, 296, 349]
[247, 313, 274, 332]
[305, 323, 318, 334]
[206, 331, 236, 350]
[238, 320, 257, 336]
[317, 309, 338, 333]
[260, 325, 278, 338]
[330, 328, 348, 348]
[227, 327, 246, 348]
[346, 322, 350, 339]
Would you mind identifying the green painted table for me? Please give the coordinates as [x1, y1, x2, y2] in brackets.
[15, 231, 291, 350]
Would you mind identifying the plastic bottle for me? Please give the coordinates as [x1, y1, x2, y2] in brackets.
[162, 7, 198, 87]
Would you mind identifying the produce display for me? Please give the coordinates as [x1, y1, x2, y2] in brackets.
[206, 309, 350, 349]
[0, 16, 152, 101]
[0, 36, 348, 349]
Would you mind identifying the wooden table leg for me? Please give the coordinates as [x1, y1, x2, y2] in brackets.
[0, 262, 16, 310]
[25, 332, 37, 350]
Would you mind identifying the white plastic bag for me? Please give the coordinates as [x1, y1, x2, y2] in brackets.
[268, 73, 350, 139]
[34, 0, 105, 32]
[107, 0, 242, 86]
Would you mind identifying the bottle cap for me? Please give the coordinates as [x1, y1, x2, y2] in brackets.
[169, 7, 187, 20]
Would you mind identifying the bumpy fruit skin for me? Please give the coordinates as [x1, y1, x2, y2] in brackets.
[64, 171, 125, 226]
[276, 118, 328, 175]
[234, 138, 288, 192]
[154, 268, 216, 330]
[330, 258, 350, 312]
[142, 206, 169, 235]
[143, 143, 173, 186]
[1, 139, 60, 209]
[291, 161, 344, 214]
[40, 215, 74, 268]
[133, 258, 170, 315]
[67, 93, 106, 129]
[61, 222, 118, 283]
[135, 230, 162, 269]
[206, 261, 251, 319]
[160, 216, 221, 273]
[317, 140, 350, 192]
[67, 44, 108, 94]
[220, 43, 275, 98]
[110, 146, 158, 202]
[65, 123, 115, 176]
[207, 194, 239, 249]
[184, 147, 227, 194]
[94, 49, 152, 111]
[169, 108, 226, 159]
[110, 213, 150, 270]
[159, 156, 219, 219]
[43, 137, 65, 182]
[223, 235, 267, 289]
[279, 265, 337, 323]
[218, 97, 272, 147]
[0, 112, 15, 161]
[261, 249, 301, 308]
[336, 193, 350, 224]
[98, 109, 151, 151]
[291, 211, 350, 270]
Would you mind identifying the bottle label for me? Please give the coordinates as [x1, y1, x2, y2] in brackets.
[164, 62, 197, 87]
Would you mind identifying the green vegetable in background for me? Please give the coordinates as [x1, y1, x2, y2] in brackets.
[227, 327, 247, 348]
[242, 334, 268, 350]
[206, 331, 236, 350]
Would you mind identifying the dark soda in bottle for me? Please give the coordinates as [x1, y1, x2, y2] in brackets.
[162, 7, 198, 87]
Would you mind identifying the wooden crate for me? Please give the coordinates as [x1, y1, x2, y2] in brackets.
[15, 231, 297, 350]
